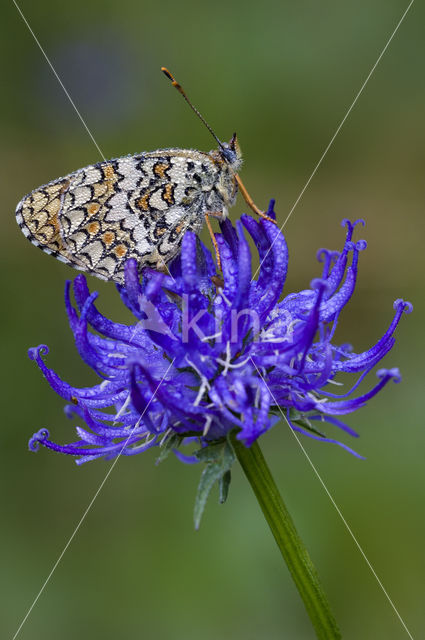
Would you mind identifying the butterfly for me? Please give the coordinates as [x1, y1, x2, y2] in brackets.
[15, 68, 273, 284]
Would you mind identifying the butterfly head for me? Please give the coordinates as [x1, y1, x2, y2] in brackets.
[219, 133, 243, 173]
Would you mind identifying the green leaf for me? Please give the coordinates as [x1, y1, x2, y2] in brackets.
[156, 432, 183, 464]
[194, 441, 226, 463]
[219, 469, 231, 504]
[269, 408, 327, 438]
[290, 412, 326, 437]
[193, 441, 235, 530]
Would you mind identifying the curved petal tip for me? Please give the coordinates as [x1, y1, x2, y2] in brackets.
[29, 428, 49, 452]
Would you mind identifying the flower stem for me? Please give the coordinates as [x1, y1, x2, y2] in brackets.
[231, 435, 342, 639]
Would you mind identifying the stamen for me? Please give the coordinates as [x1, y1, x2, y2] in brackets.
[113, 392, 131, 424]
[203, 415, 213, 436]
[201, 330, 223, 342]
[215, 355, 251, 371]
[194, 379, 210, 407]
[159, 427, 172, 446]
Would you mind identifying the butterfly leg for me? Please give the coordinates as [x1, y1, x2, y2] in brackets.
[234, 174, 276, 224]
[205, 212, 222, 272]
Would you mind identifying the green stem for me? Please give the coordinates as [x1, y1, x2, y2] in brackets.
[231, 435, 341, 639]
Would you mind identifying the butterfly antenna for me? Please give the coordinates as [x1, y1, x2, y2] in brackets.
[161, 67, 224, 150]
[161, 67, 276, 227]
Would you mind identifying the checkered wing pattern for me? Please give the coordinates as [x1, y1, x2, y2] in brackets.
[16, 150, 216, 283]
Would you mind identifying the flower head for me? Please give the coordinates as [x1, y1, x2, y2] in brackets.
[29, 201, 411, 466]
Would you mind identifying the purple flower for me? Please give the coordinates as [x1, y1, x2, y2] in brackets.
[29, 200, 412, 465]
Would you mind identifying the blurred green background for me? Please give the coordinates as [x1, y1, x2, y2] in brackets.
[1, 1, 424, 638]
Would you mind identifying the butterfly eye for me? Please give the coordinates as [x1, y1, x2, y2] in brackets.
[220, 147, 237, 164]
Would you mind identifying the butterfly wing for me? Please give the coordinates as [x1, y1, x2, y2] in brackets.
[15, 174, 88, 270]
[16, 151, 215, 283]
